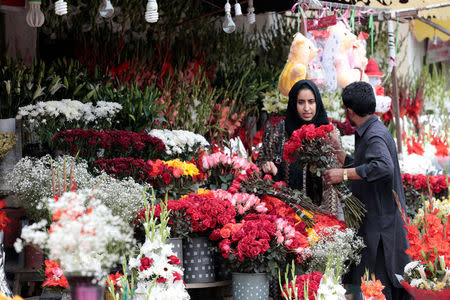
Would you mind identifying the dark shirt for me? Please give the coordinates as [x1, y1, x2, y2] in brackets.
[344, 115, 410, 288]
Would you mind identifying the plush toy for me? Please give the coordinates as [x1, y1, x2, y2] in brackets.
[365, 59, 391, 113]
[279, 32, 318, 96]
[352, 39, 369, 82]
[327, 22, 363, 89]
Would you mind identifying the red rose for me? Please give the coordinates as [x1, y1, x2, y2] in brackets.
[139, 257, 154, 272]
[173, 272, 183, 282]
[167, 255, 181, 265]
[156, 277, 167, 283]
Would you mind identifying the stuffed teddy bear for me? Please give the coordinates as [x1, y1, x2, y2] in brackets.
[328, 22, 364, 89]
[279, 32, 318, 96]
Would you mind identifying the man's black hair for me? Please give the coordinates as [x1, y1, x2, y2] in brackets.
[342, 81, 376, 117]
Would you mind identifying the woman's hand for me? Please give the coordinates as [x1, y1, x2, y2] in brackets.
[262, 161, 278, 176]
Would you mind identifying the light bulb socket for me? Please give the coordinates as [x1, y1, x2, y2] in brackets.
[224, 2, 231, 13]
[234, 3, 242, 16]
[145, 10, 158, 23]
[247, 12, 255, 24]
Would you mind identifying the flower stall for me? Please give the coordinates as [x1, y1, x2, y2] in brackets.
[0, 0, 448, 299]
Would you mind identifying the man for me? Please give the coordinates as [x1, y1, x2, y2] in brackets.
[323, 82, 410, 300]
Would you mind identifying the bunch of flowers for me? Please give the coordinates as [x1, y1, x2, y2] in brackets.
[0, 201, 11, 233]
[53, 129, 165, 161]
[331, 120, 356, 136]
[402, 173, 448, 195]
[401, 204, 450, 298]
[42, 260, 69, 292]
[18, 100, 122, 146]
[315, 254, 347, 300]
[283, 124, 366, 228]
[430, 134, 449, 157]
[148, 129, 209, 160]
[212, 189, 267, 216]
[322, 92, 345, 122]
[301, 223, 364, 276]
[128, 196, 189, 299]
[0, 132, 16, 159]
[210, 213, 302, 277]
[261, 89, 288, 115]
[14, 189, 134, 280]
[282, 271, 323, 300]
[361, 271, 386, 300]
[200, 151, 259, 191]
[136, 199, 192, 239]
[9, 155, 148, 224]
[413, 196, 450, 227]
[94, 158, 202, 198]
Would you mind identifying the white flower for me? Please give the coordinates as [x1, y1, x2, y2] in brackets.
[148, 129, 209, 157]
[404, 260, 420, 276]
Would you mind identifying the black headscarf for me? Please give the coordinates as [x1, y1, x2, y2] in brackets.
[284, 79, 329, 205]
[285, 79, 329, 137]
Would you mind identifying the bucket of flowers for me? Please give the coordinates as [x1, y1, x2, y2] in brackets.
[397, 198, 450, 299]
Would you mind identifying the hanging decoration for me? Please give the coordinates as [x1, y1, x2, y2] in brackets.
[54, 0, 68, 16]
[26, 0, 45, 27]
[247, 0, 255, 24]
[307, 14, 336, 31]
[234, 0, 242, 16]
[145, 0, 158, 23]
[369, 14, 374, 57]
[223, 0, 236, 33]
[349, 9, 355, 32]
[386, 19, 397, 75]
[98, 0, 114, 18]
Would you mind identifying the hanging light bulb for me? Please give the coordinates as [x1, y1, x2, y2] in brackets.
[26, 0, 45, 28]
[247, 0, 255, 25]
[234, 1, 242, 16]
[99, 0, 114, 18]
[223, 0, 236, 33]
[145, 0, 158, 23]
[55, 0, 68, 16]
[432, 29, 439, 45]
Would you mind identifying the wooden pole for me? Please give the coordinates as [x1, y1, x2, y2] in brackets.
[391, 65, 403, 154]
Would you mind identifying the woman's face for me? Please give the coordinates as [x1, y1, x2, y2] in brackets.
[296, 89, 316, 121]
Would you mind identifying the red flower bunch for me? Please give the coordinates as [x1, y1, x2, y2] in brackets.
[53, 129, 165, 161]
[282, 271, 323, 300]
[405, 209, 450, 265]
[402, 173, 448, 195]
[283, 124, 335, 164]
[361, 271, 386, 300]
[42, 260, 69, 289]
[312, 214, 347, 237]
[0, 201, 11, 233]
[331, 119, 356, 136]
[430, 135, 449, 157]
[106, 271, 123, 291]
[182, 192, 237, 233]
[210, 214, 277, 261]
[261, 195, 306, 233]
[406, 137, 425, 155]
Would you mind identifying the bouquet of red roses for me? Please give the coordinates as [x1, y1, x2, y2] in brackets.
[283, 124, 366, 228]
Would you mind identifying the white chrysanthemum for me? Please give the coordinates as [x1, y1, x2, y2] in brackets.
[404, 260, 420, 276]
[148, 129, 209, 157]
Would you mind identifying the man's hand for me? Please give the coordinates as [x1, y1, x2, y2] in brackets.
[262, 161, 278, 176]
[323, 168, 344, 185]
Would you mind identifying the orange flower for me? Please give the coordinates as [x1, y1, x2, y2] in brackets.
[361, 278, 385, 299]
[220, 223, 243, 238]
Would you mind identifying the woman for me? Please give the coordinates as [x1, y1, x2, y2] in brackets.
[256, 79, 342, 215]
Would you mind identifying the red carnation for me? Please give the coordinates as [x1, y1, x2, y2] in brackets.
[139, 257, 154, 272]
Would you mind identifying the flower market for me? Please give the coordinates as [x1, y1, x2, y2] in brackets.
[0, 0, 449, 299]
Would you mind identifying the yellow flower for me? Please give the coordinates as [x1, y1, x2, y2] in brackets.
[163, 159, 199, 177]
[306, 228, 319, 245]
[196, 188, 209, 194]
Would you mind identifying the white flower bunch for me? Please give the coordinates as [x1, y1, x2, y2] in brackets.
[148, 129, 209, 157]
[302, 227, 365, 276]
[316, 254, 346, 300]
[413, 197, 450, 227]
[15, 190, 134, 280]
[261, 89, 288, 115]
[8, 155, 147, 224]
[18, 99, 122, 126]
[322, 92, 345, 122]
[129, 196, 189, 300]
